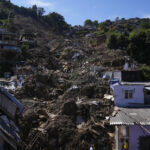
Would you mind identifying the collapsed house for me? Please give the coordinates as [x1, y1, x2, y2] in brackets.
[19, 33, 36, 47]
[0, 29, 21, 52]
[110, 70, 150, 150]
[0, 87, 25, 150]
[0, 28, 21, 77]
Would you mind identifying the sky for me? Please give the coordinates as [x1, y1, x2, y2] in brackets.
[11, 0, 150, 26]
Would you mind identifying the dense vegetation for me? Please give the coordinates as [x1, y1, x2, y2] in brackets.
[0, 0, 69, 33]
[104, 18, 150, 64]
[141, 66, 150, 80]
[1, 0, 150, 65]
[84, 19, 99, 28]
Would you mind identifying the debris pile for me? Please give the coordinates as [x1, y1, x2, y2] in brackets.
[3, 18, 130, 150]
[12, 31, 128, 150]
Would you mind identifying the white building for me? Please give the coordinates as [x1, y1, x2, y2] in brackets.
[110, 71, 150, 150]
[111, 82, 150, 107]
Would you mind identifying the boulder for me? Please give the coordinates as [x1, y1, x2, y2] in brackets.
[61, 100, 77, 116]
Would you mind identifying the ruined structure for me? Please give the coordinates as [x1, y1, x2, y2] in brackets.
[19, 33, 36, 47]
[0, 28, 21, 77]
[0, 29, 21, 52]
[0, 87, 25, 150]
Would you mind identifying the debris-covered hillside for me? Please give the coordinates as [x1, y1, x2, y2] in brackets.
[14, 19, 128, 150]
[0, 1, 147, 150]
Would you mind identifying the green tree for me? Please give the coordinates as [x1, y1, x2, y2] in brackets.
[128, 29, 150, 63]
[98, 22, 109, 34]
[37, 7, 45, 17]
[84, 19, 93, 26]
[124, 22, 133, 32]
[117, 33, 129, 49]
[93, 20, 99, 27]
[32, 5, 37, 13]
[140, 19, 150, 29]
[20, 44, 30, 60]
[141, 66, 150, 81]
[44, 12, 69, 32]
[107, 31, 118, 49]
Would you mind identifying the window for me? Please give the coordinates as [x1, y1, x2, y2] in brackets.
[124, 90, 133, 99]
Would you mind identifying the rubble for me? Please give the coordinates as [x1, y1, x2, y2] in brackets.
[61, 100, 77, 116]
[1, 19, 131, 150]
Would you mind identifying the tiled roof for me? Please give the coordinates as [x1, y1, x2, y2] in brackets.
[110, 107, 150, 125]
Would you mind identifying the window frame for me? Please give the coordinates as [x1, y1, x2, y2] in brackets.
[124, 90, 133, 99]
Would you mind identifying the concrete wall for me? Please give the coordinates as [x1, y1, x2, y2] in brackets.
[113, 84, 144, 107]
[129, 125, 150, 150]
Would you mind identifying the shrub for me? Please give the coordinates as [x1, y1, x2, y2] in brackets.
[44, 12, 69, 33]
[141, 66, 150, 81]
[140, 19, 150, 29]
[20, 44, 30, 60]
[128, 29, 150, 63]
[107, 31, 118, 49]
[98, 22, 109, 34]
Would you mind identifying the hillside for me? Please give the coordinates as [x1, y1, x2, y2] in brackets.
[0, 0, 150, 150]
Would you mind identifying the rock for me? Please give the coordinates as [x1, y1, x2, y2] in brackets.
[61, 100, 77, 116]
[23, 109, 39, 121]
[39, 115, 47, 121]
[37, 109, 48, 116]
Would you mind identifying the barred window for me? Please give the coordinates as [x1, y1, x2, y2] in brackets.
[124, 90, 133, 99]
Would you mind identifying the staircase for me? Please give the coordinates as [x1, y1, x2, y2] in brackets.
[25, 130, 42, 150]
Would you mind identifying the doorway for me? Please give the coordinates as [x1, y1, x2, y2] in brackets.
[140, 136, 150, 150]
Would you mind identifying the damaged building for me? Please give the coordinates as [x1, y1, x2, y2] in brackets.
[0, 28, 21, 77]
[110, 70, 150, 150]
[19, 32, 36, 47]
[0, 29, 21, 53]
[0, 87, 25, 150]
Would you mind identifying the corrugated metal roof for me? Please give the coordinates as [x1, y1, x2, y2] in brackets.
[121, 82, 150, 86]
[110, 108, 150, 125]
[0, 87, 25, 114]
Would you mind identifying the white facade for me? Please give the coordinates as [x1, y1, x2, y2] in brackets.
[112, 83, 144, 107]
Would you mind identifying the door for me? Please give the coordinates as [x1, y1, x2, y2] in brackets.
[140, 136, 150, 150]
[144, 90, 150, 105]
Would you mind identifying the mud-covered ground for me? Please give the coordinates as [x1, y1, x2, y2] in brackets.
[11, 15, 132, 150]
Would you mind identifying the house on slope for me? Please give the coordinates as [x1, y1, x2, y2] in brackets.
[110, 71, 150, 150]
[19, 32, 37, 47]
[0, 87, 25, 150]
[0, 29, 21, 53]
[0, 29, 21, 77]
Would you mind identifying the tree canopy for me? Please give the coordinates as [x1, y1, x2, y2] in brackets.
[44, 12, 69, 32]
[84, 19, 98, 27]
